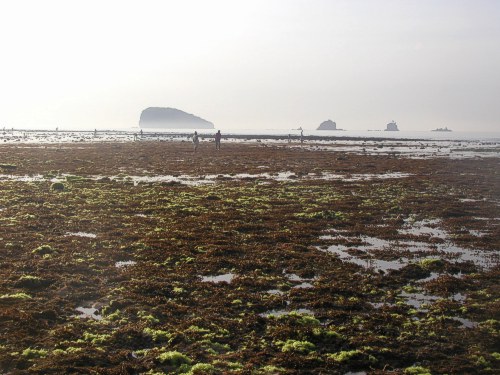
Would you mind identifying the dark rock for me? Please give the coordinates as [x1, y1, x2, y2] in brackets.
[139, 107, 214, 129]
[317, 120, 337, 130]
[385, 121, 399, 131]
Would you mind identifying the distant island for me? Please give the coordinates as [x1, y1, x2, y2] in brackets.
[139, 107, 214, 129]
[432, 127, 452, 132]
[385, 121, 399, 131]
[317, 120, 342, 130]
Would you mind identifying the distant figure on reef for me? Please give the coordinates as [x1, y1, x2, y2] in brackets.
[288, 134, 291, 143]
[192, 131, 200, 152]
[94, 129, 97, 137]
[140, 129, 143, 137]
[300, 128, 304, 144]
[215, 130, 222, 150]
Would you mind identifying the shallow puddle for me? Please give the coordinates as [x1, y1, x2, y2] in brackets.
[369, 302, 395, 309]
[319, 243, 408, 272]
[115, 260, 137, 268]
[201, 273, 235, 283]
[399, 291, 439, 310]
[266, 289, 284, 295]
[399, 219, 447, 239]
[0, 171, 414, 186]
[319, 222, 499, 273]
[259, 308, 314, 317]
[284, 272, 317, 288]
[75, 307, 102, 320]
[285, 273, 307, 281]
[452, 317, 478, 328]
[65, 232, 97, 238]
[307, 139, 500, 159]
[399, 290, 467, 312]
[293, 282, 314, 289]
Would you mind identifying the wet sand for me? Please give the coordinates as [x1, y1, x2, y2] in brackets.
[0, 140, 499, 374]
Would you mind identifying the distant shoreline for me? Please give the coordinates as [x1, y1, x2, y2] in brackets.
[2, 128, 500, 143]
[0, 128, 463, 143]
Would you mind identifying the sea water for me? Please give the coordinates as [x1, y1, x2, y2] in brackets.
[4, 126, 500, 142]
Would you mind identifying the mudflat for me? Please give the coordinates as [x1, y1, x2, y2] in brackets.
[0, 141, 498, 374]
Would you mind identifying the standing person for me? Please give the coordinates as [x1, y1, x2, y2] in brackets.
[215, 130, 222, 150]
[300, 128, 304, 144]
[192, 131, 200, 152]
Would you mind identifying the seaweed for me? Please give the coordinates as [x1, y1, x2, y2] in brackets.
[0, 141, 498, 374]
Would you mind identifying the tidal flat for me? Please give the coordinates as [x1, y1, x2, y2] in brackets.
[0, 140, 498, 374]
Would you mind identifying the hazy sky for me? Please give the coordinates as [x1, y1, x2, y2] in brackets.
[0, 0, 499, 132]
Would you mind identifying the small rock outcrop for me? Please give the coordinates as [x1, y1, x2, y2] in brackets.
[139, 107, 214, 129]
[317, 120, 337, 130]
[385, 121, 399, 131]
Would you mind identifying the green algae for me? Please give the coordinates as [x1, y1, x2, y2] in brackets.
[32, 245, 57, 255]
[404, 365, 432, 375]
[143, 328, 172, 343]
[279, 339, 316, 353]
[157, 350, 191, 366]
[21, 348, 48, 359]
[0, 293, 32, 299]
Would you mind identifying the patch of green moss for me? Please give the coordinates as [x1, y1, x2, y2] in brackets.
[256, 365, 286, 374]
[21, 348, 48, 359]
[0, 292, 32, 299]
[186, 363, 217, 374]
[419, 258, 445, 270]
[143, 328, 172, 342]
[404, 365, 432, 375]
[295, 210, 345, 221]
[83, 332, 111, 345]
[186, 325, 211, 334]
[32, 245, 57, 256]
[17, 274, 47, 288]
[137, 311, 160, 324]
[157, 350, 191, 366]
[279, 339, 315, 353]
[327, 349, 362, 363]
